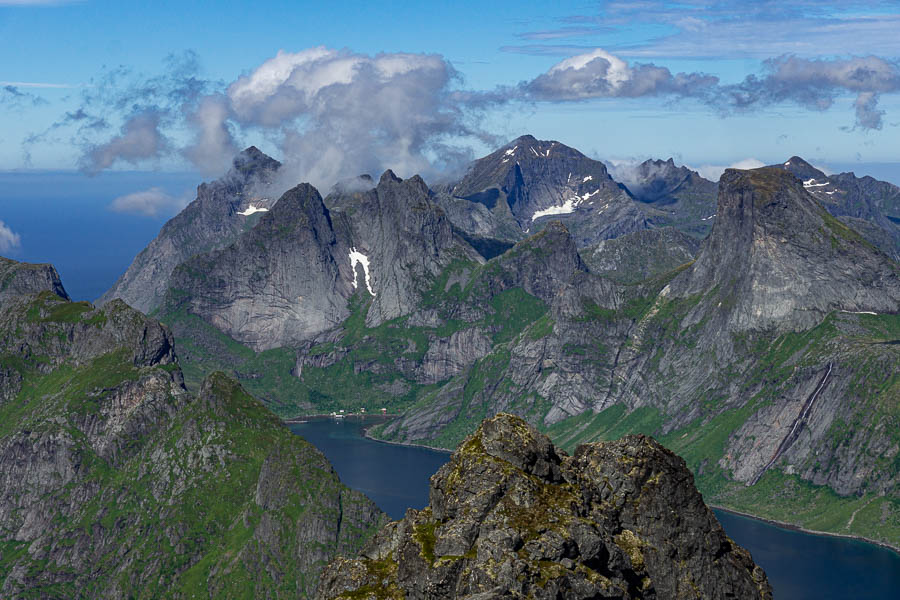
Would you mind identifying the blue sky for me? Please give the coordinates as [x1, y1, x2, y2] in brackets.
[2, 0, 900, 178]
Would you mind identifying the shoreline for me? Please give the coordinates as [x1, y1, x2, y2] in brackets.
[360, 423, 453, 454]
[284, 414, 453, 454]
[284, 415, 899, 555]
[710, 504, 900, 556]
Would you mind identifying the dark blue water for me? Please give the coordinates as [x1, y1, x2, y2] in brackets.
[289, 418, 450, 519]
[290, 417, 900, 600]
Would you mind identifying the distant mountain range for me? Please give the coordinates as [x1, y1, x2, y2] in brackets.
[95, 136, 900, 549]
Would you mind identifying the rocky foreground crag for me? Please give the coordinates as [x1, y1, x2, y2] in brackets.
[317, 414, 772, 600]
[0, 257, 385, 598]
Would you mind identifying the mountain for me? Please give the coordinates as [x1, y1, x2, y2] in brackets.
[317, 414, 772, 600]
[115, 143, 900, 547]
[98, 146, 282, 312]
[371, 167, 900, 547]
[0, 257, 385, 598]
[613, 158, 719, 239]
[162, 170, 481, 356]
[441, 135, 650, 247]
[773, 156, 900, 260]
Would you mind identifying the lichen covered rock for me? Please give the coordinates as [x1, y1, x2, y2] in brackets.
[316, 413, 772, 600]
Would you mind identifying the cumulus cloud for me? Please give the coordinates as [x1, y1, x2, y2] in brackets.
[0, 221, 22, 253]
[721, 55, 900, 129]
[62, 47, 495, 187]
[108, 187, 187, 217]
[64, 45, 900, 186]
[182, 94, 236, 174]
[79, 110, 168, 173]
[521, 49, 718, 101]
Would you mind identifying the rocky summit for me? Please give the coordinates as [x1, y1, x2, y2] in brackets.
[316, 414, 772, 600]
[0, 257, 385, 598]
[443, 135, 649, 247]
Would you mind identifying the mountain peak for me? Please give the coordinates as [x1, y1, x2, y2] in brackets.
[773, 156, 827, 182]
[510, 133, 538, 145]
[232, 146, 281, 177]
[378, 169, 402, 185]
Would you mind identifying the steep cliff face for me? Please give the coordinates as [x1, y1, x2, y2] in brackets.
[669, 167, 899, 332]
[444, 135, 649, 247]
[166, 183, 352, 352]
[162, 170, 481, 355]
[327, 170, 482, 327]
[98, 146, 282, 312]
[317, 414, 771, 600]
[0, 257, 386, 598]
[0, 256, 69, 305]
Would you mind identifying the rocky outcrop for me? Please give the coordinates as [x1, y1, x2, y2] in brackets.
[0, 256, 69, 305]
[0, 257, 386, 598]
[317, 414, 771, 600]
[98, 146, 282, 312]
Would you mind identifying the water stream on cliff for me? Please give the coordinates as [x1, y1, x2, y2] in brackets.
[290, 417, 900, 600]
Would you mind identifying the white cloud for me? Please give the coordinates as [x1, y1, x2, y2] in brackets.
[694, 158, 765, 181]
[0, 220, 22, 253]
[523, 47, 718, 101]
[108, 187, 187, 217]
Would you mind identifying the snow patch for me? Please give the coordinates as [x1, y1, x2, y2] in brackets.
[349, 248, 375, 296]
[842, 310, 878, 315]
[701, 214, 716, 221]
[532, 198, 577, 221]
[504, 146, 517, 157]
[582, 175, 593, 183]
[530, 147, 540, 157]
[580, 189, 600, 201]
[237, 204, 269, 216]
[803, 179, 829, 188]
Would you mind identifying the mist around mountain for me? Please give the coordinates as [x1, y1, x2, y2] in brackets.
[96, 138, 900, 551]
